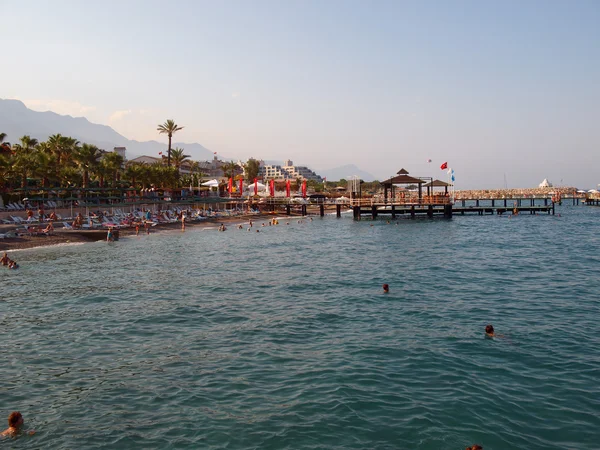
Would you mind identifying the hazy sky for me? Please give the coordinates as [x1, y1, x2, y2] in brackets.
[1, 0, 599, 188]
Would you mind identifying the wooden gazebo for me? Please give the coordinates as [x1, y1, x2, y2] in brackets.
[380, 168, 426, 202]
[423, 179, 452, 196]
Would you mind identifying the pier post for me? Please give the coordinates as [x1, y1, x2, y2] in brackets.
[286, 205, 291, 215]
[492, 199, 495, 207]
[504, 199, 507, 207]
[552, 202, 555, 215]
[336, 204, 341, 218]
[391, 204, 396, 219]
[544, 198, 548, 206]
[301, 205, 307, 216]
[444, 204, 453, 218]
[427, 205, 433, 218]
[410, 205, 415, 219]
[462, 200, 466, 207]
[353, 206, 360, 220]
[320, 204, 324, 217]
[476, 199, 479, 207]
[371, 205, 378, 220]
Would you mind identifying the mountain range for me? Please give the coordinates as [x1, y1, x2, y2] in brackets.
[0, 98, 376, 181]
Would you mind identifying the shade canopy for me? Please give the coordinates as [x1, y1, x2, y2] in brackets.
[423, 179, 452, 188]
[381, 174, 424, 186]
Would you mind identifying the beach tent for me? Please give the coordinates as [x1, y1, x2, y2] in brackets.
[201, 179, 220, 187]
[245, 182, 266, 191]
[538, 179, 552, 188]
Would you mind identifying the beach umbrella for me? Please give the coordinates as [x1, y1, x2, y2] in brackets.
[246, 181, 266, 192]
[201, 179, 219, 187]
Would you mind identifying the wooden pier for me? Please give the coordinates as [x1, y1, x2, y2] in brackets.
[348, 197, 555, 220]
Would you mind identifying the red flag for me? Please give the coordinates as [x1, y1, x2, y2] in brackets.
[269, 179, 275, 197]
[158, 151, 163, 155]
[239, 178, 243, 193]
[228, 177, 233, 195]
[285, 180, 291, 197]
[254, 178, 258, 195]
[301, 180, 307, 198]
[440, 162, 448, 170]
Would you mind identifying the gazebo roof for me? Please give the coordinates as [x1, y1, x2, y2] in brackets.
[381, 174, 424, 186]
[397, 168, 410, 175]
[423, 179, 452, 187]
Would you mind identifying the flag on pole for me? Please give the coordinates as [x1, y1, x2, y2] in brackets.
[159, 151, 163, 155]
[269, 179, 275, 197]
[440, 162, 448, 170]
[239, 178, 243, 193]
[447, 168, 452, 175]
[228, 177, 233, 195]
[254, 178, 258, 195]
[285, 179, 291, 197]
[301, 180, 307, 198]
[451, 169, 455, 182]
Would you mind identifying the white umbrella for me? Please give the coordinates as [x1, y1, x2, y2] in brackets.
[577, 190, 587, 193]
[588, 189, 599, 194]
[201, 179, 220, 187]
[246, 182, 266, 191]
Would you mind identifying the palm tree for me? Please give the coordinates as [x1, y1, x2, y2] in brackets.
[125, 162, 145, 188]
[74, 144, 102, 188]
[170, 147, 191, 171]
[222, 161, 239, 179]
[157, 119, 184, 167]
[0, 133, 10, 154]
[101, 151, 125, 186]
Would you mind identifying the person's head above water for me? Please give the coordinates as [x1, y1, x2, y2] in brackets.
[8, 411, 23, 429]
[383, 284, 389, 293]
[485, 325, 494, 335]
[466, 446, 483, 450]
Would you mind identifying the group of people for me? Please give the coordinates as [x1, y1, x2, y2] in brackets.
[1, 252, 18, 269]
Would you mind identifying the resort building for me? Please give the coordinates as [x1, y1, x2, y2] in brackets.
[259, 159, 323, 182]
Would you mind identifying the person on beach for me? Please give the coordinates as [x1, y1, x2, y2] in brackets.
[49, 211, 57, 222]
[26, 209, 34, 221]
[181, 214, 186, 232]
[1, 252, 9, 266]
[144, 222, 150, 235]
[43, 222, 54, 233]
[383, 284, 389, 293]
[1, 411, 34, 437]
[135, 223, 140, 236]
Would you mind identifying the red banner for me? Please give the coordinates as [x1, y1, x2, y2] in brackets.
[269, 179, 275, 197]
[228, 177, 233, 195]
[301, 180, 307, 198]
[254, 178, 258, 195]
[285, 180, 291, 197]
[239, 178, 243, 194]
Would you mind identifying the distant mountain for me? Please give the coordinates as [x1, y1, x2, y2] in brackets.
[0, 98, 215, 160]
[317, 164, 377, 182]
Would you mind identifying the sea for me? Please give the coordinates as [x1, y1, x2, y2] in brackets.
[2, 204, 599, 449]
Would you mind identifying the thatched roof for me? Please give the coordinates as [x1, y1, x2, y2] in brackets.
[423, 179, 451, 187]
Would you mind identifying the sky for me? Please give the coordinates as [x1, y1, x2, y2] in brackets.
[1, 0, 599, 188]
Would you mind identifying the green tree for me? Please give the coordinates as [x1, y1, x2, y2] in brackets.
[157, 119, 184, 167]
[243, 158, 261, 180]
[170, 147, 191, 171]
[221, 161, 239, 179]
[74, 144, 102, 188]
[101, 151, 125, 186]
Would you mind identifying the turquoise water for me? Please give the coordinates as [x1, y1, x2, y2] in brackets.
[2, 206, 600, 449]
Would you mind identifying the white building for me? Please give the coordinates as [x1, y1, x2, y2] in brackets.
[259, 159, 322, 182]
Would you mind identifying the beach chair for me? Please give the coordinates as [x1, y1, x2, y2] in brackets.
[61, 222, 74, 230]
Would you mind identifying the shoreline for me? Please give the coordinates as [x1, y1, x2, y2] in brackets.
[0, 213, 284, 253]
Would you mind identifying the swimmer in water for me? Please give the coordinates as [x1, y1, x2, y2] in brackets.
[1, 252, 9, 266]
[1, 411, 34, 437]
[383, 284, 389, 293]
[466, 446, 483, 450]
[485, 324, 503, 338]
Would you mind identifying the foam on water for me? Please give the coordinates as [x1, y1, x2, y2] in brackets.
[1, 205, 600, 449]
